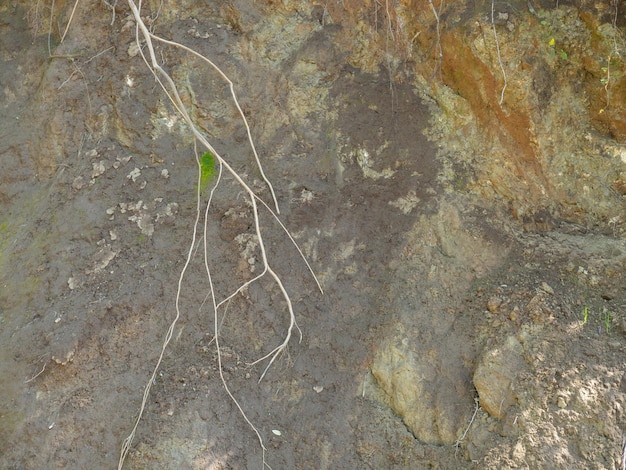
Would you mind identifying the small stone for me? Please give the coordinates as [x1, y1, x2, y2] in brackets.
[91, 161, 106, 178]
[512, 441, 526, 460]
[540, 282, 554, 295]
[165, 203, 178, 216]
[52, 348, 75, 365]
[602, 291, 616, 301]
[487, 296, 502, 313]
[72, 176, 86, 190]
[557, 396, 567, 409]
[128, 42, 141, 57]
[127, 168, 141, 182]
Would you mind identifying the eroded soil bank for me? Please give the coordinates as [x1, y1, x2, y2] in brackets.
[1, 1, 626, 468]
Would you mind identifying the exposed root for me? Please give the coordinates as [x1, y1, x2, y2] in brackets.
[117, 0, 322, 468]
[491, 0, 507, 106]
[454, 397, 480, 458]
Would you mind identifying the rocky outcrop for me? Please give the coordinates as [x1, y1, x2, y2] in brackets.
[370, 201, 507, 444]
[473, 334, 527, 420]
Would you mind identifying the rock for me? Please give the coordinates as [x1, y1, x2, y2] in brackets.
[487, 296, 503, 313]
[72, 175, 87, 190]
[539, 282, 554, 295]
[473, 335, 527, 419]
[371, 337, 472, 445]
[509, 306, 521, 322]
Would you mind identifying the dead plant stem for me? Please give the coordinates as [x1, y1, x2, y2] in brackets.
[454, 397, 480, 456]
[47, 0, 55, 57]
[604, 0, 620, 110]
[60, 0, 80, 43]
[491, 0, 507, 105]
[429, 0, 443, 81]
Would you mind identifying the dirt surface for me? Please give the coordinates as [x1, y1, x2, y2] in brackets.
[1, 1, 626, 469]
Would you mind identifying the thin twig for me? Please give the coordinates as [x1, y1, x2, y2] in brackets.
[84, 46, 115, 64]
[454, 397, 480, 457]
[103, 0, 118, 25]
[429, 0, 443, 81]
[384, 0, 395, 43]
[60, 0, 80, 43]
[49, 53, 83, 59]
[604, 0, 620, 110]
[47, 0, 55, 57]
[491, 0, 507, 106]
[24, 361, 48, 383]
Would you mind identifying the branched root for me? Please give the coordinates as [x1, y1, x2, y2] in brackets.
[118, 0, 322, 468]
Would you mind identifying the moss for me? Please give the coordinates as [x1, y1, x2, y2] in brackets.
[199, 151, 216, 191]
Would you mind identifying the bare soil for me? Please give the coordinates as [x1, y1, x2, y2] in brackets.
[1, 1, 626, 469]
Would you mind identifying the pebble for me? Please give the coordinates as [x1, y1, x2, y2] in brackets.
[540, 282, 554, 295]
[509, 307, 520, 322]
[487, 296, 502, 313]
